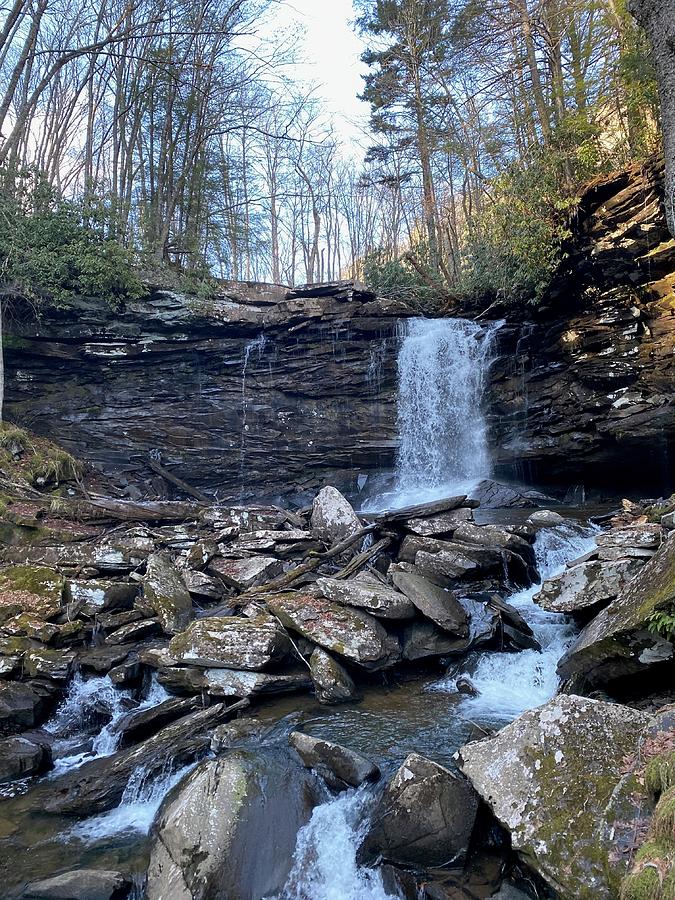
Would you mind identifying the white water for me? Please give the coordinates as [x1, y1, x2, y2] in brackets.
[276, 787, 395, 900]
[69, 760, 196, 842]
[369, 317, 501, 510]
[45, 674, 170, 775]
[430, 523, 598, 724]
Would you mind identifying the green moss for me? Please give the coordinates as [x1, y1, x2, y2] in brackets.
[647, 754, 675, 795]
[654, 788, 675, 844]
[621, 864, 662, 900]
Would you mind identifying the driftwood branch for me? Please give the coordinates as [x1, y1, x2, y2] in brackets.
[147, 457, 210, 502]
[246, 524, 379, 596]
[334, 536, 391, 579]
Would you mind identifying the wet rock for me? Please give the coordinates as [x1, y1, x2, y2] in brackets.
[315, 574, 415, 620]
[289, 731, 379, 788]
[114, 696, 198, 746]
[455, 675, 479, 696]
[526, 510, 566, 529]
[309, 647, 358, 704]
[144, 552, 194, 635]
[402, 620, 471, 660]
[310, 486, 361, 545]
[362, 752, 479, 867]
[399, 536, 506, 582]
[22, 869, 132, 900]
[105, 618, 162, 645]
[146, 750, 322, 900]
[0, 735, 51, 782]
[156, 666, 205, 695]
[391, 571, 468, 634]
[23, 647, 76, 682]
[375, 495, 474, 527]
[43, 702, 241, 815]
[535, 557, 645, 614]
[208, 555, 283, 591]
[210, 718, 264, 753]
[469, 480, 543, 509]
[458, 597, 501, 648]
[108, 656, 140, 686]
[558, 531, 675, 687]
[0, 681, 53, 734]
[78, 646, 130, 674]
[168, 615, 291, 670]
[267, 592, 400, 670]
[67, 579, 138, 616]
[457, 695, 651, 899]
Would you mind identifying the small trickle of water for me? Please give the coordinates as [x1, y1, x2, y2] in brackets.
[393, 317, 501, 507]
[430, 523, 598, 724]
[276, 787, 396, 900]
[68, 759, 196, 842]
[240, 333, 268, 486]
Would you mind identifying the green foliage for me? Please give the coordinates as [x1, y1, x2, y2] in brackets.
[646, 606, 675, 641]
[0, 169, 145, 308]
[362, 247, 446, 311]
[457, 125, 606, 304]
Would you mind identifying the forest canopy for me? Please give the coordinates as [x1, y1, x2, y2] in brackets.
[0, 0, 662, 307]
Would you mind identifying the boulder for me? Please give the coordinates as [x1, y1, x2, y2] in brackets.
[267, 592, 400, 670]
[168, 615, 291, 670]
[144, 552, 194, 635]
[310, 486, 361, 545]
[105, 618, 161, 645]
[469, 479, 542, 509]
[391, 571, 468, 634]
[208, 555, 283, 591]
[402, 621, 471, 660]
[595, 523, 662, 551]
[315, 574, 415, 620]
[457, 695, 652, 899]
[535, 558, 645, 614]
[182, 570, 223, 600]
[289, 731, 379, 788]
[557, 532, 675, 686]
[362, 752, 478, 867]
[309, 647, 358, 704]
[375, 495, 475, 527]
[146, 750, 322, 900]
[22, 869, 132, 900]
[526, 510, 566, 529]
[114, 696, 198, 747]
[0, 681, 53, 734]
[0, 735, 51, 782]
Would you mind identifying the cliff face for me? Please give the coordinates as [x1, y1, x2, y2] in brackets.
[4, 283, 409, 502]
[487, 156, 675, 494]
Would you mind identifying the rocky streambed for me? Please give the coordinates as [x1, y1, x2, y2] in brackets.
[0, 483, 674, 899]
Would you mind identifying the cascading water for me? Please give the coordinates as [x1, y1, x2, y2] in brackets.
[392, 317, 501, 507]
[239, 333, 268, 488]
[275, 787, 395, 900]
[429, 522, 598, 723]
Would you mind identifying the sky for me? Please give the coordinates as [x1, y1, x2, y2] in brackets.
[275, 0, 372, 152]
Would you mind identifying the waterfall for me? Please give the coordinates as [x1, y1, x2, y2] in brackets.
[239, 333, 268, 487]
[394, 317, 500, 506]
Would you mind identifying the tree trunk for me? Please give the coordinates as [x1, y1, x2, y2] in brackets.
[630, 0, 675, 236]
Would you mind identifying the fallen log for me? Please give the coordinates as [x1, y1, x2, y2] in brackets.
[147, 457, 211, 503]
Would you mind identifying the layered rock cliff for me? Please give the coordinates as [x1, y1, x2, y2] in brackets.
[487, 156, 675, 495]
[4, 283, 408, 502]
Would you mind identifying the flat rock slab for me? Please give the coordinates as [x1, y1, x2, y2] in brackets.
[375, 495, 474, 526]
[362, 752, 478, 868]
[558, 532, 675, 686]
[535, 558, 645, 613]
[0, 735, 51, 783]
[0, 566, 65, 620]
[457, 695, 652, 899]
[402, 507, 475, 537]
[289, 731, 379, 788]
[392, 571, 468, 634]
[169, 615, 290, 670]
[202, 668, 311, 700]
[315, 574, 415, 620]
[209, 555, 283, 590]
[267, 592, 400, 670]
[23, 869, 132, 900]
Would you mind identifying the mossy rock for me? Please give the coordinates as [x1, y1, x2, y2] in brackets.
[558, 533, 675, 687]
[0, 565, 65, 620]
